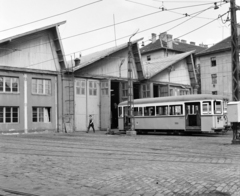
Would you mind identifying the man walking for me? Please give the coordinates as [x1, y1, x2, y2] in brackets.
[86, 115, 95, 133]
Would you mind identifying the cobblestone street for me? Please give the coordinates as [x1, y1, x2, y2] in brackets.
[0, 131, 239, 196]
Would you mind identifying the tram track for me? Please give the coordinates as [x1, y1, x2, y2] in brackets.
[0, 136, 239, 159]
[0, 141, 239, 163]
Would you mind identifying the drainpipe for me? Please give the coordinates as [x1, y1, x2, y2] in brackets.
[61, 71, 64, 133]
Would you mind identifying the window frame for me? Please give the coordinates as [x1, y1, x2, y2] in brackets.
[156, 105, 168, 115]
[211, 57, 216, 67]
[32, 78, 51, 95]
[32, 107, 51, 123]
[147, 55, 151, 61]
[0, 107, 19, 124]
[89, 81, 97, 96]
[122, 82, 128, 100]
[142, 83, 151, 98]
[101, 81, 109, 96]
[211, 74, 217, 85]
[0, 76, 19, 93]
[202, 101, 212, 114]
[76, 80, 86, 95]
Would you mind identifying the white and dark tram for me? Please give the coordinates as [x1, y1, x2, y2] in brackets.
[118, 94, 229, 134]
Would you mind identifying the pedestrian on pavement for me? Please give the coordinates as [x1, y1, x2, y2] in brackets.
[86, 115, 95, 133]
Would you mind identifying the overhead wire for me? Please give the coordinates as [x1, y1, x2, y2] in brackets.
[0, 5, 212, 58]
[0, 0, 103, 33]
[0, 0, 227, 58]
[3, 10, 229, 70]
[165, 6, 213, 32]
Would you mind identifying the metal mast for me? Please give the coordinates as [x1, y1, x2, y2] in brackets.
[230, 0, 240, 144]
[126, 29, 138, 136]
[231, 0, 239, 101]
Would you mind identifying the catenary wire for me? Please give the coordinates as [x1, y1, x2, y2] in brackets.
[0, 0, 103, 33]
[0, 7, 208, 58]
[0, 10, 229, 72]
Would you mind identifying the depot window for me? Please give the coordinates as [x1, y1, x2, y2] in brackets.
[0, 107, 19, 123]
[32, 107, 51, 123]
[0, 77, 19, 93]
[32, 78, 51, 95]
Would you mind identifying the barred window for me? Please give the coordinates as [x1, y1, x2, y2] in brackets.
[0, 77, 19, 93]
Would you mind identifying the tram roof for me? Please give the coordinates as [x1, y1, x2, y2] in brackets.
[118, 94, 228, 106]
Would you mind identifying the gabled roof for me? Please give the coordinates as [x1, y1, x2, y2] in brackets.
[196, 34, 240, 56]
[0, 21, 66, 44]
[140, 39, 206, 54]
[72, 38, 143, 72]
[143, 50, 194, 78]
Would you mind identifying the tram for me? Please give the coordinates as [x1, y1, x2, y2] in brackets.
[118, 94, 229, 134]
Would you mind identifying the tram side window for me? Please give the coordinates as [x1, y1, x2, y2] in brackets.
[144, 106, 155, 116]
[169, 105, 183, 115]
[133, 107, 143, 116]
[156, 106, 168, 115]
[118, 107, 122, 117]
[202, 101, 212, 114]
[214, 101, 222, 114]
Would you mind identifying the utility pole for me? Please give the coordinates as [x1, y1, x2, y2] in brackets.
[230, 0, 240, 144]
[126, 30, 138, 136]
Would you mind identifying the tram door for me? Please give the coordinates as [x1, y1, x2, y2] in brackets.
[123, 106, 131, 130]
[185, 102, 201, 130]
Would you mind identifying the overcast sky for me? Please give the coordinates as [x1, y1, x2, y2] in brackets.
[0, 0, 238, 59]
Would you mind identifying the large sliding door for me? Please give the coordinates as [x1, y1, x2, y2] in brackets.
[100, 80, 111, 130]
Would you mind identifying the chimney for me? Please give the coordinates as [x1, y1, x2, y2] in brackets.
[204, 45, 208, 48]
[167, 34, 173, 49]
[181, 39, 187, 43]
[190, 41, 195, 45]
[199, 43, 204, 47]
[74, 58, 81, 67]
[151, 33, 157, 43]
[174, 38, 180, 42]
[159, 32, 167, 47]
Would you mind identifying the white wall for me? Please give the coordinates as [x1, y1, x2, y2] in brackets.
[0, 31, 59, 71]
[199, 51, 232, 100]
[151, 59, 191, 85]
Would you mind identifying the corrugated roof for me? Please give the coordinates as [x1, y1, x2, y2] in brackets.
[140, 39, 206, 54]
[0, 21, 66, 44]
[143, 50, 194, 78]
[196, 34, 240, 56]
[72, 38, 143, 72]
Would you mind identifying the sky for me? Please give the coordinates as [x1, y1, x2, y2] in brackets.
[0, 0, 239, 60]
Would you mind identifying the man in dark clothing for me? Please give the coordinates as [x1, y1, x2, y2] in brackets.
[86, 115, 95, 133]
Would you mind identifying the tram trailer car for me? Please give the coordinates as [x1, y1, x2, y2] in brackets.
[118, 94, 228, 134]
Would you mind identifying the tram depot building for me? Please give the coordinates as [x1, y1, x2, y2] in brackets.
[0, 22, 211, 134]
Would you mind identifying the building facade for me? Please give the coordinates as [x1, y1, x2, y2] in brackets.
[0, 22, 66, 133]
[196, 32, 240, 101]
